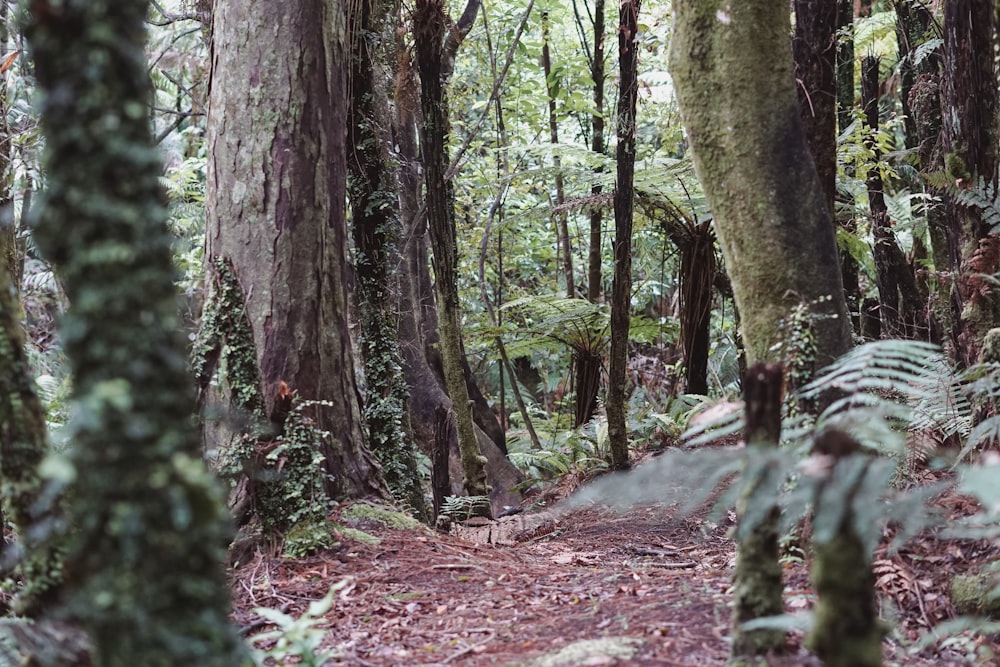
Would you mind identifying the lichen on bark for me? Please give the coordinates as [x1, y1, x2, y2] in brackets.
[23, 0, 247, 663]
[669, 0, 852, 366]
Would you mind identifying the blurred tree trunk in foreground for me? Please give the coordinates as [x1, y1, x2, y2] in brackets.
[24, 0, 247, 662]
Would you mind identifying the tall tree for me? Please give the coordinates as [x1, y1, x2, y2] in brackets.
[413, 0, 491, 510]
[392, 32, 522, 517]
[542, 12, 574, 297]
[203, 0, 386, 500]
[836, 0, 862, 327]
[793, 0, 838, 215]
[670, 0, 853, 367]
[606, 0, 640, 471]
[572, 0, 606, 426]
[23, 0, 246, 662]
[347, 0, 427, 518]
[941, 0, 999, 366]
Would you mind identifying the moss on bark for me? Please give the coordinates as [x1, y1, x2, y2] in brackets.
[23, 0, 247, 663]
[669, 0, 852, 366]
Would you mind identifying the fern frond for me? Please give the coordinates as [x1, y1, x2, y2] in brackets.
[799, 339, 945, 407]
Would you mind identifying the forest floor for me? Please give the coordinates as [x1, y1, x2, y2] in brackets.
[232, 472, 1000, 667]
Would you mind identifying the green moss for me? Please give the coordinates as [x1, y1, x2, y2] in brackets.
[283, 518, 340, 558]
[337, 526, 380, 545]
[192, 256, 264, 416]
[951, 572, 1000, 617]
[341, 500, 423, 531]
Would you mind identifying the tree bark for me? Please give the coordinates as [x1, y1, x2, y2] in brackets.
[861, 56, 924, 340]
[205, 0, 386, 499]
[542, 13, 574, 298]
[348, 0, 427, 518]
[793, 0, 838, 215]
[392, 38, 522, 516]
[731, 363, 786, 659]
[942, 0, 1000, 366]
[670, 0, 853, 367]
[414, 0, 490, 509]
[606, 0, 640, 471]
[24, 0, 246, 661]
[836, 0, 862, 329]
[573, 0, 606, 427]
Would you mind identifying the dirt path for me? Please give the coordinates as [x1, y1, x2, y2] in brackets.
[232, 499, 996, 666]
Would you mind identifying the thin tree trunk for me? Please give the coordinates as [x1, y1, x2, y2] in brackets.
[24, 0, 246, 661]
[393, 36, 522, 515]
[836, 0, 861, 331]
[793, 0, 838, 215]
[348, 0, 427, 518]
[861, 56, 924, 339]
[607, 0, 640, 471]
[572, 0, 605, 427]
[414, 0, 490, 510]
[542, 13, 574, 297]
[731, 363, 786, 659]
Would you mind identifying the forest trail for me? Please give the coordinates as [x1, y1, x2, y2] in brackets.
[232, 495, 995, 666]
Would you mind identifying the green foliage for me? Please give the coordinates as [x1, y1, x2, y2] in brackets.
[438, 495, 492, 522]
[255, 401, 334, 534]
[249, 580, 350, 666]
[282, 518, 339, 559]
[924, 173, 1000, 234]
[193, 256, 264, 416]
[161, 153, 207, 295]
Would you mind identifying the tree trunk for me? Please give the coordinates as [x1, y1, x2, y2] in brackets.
[793, 0, 838, 215]
[0, 234, 58, 614]
[348, 0, 427, 518]
[680, 222, 714, 395]
[731, 363, 786, 659]
[542, 13, 574, 298]
[24, 0, 246, 661]
[0, 1, 18, 290]
[205, 0, 386, 500]
[393, 39, 522, 516]
[942, 0, 1000, 366]
[670, 0, 853, 367]
[575, 0, 606, 426]
[414, 0, 491, 509]
[606, 0, 640, 471]
[861, 56, 924, 339]
[806, 432, 884, 667]
[836, 0, 861, 330]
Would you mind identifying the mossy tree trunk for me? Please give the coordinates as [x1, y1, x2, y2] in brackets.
[730, 363, 785, 661]
[23, 0, 247, 663]
[606, 0, 640, 471]
[0, 1, 19, 289]
[0, 235, 58, 615]
[942, 0, 1000, 366]
[806, 435, 884, 667]
[347, 0, 427, 519]
[204, 0, 387, 500]
[413, 0, 491, 511]
[670, 0, 853, 367]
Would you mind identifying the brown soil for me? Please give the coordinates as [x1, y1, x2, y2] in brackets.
[231, 487, 1000, 667]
